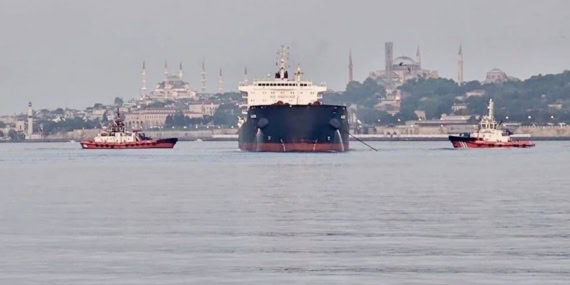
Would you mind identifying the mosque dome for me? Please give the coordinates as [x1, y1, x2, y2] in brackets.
[488, 68, 505, 74]
[156, 77, 190, 89]
[393, 56, 418, 66]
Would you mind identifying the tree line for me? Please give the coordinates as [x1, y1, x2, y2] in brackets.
[323, 70, 570, 125]
[164, 103, 241, 128]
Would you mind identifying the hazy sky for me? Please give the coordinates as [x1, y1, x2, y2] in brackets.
[1, 0, 569, 114]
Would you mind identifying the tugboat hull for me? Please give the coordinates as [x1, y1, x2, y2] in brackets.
[80, 138, 178, 149]
[239, 104, 349, 152]
[449, 136, 534, 148]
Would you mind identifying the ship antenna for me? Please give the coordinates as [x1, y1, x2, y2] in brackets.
[275, 45, 289, 79]
[276, 46, 287, 68]
[488, 99, 495, 121]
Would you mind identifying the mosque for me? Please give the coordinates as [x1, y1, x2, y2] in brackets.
[140, 61, 197, 101]
[484, 68, 519, 84]
[368, 42, 439, 90]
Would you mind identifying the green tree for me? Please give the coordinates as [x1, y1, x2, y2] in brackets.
[213, 103, 240, 126]
[101, 111, 109, 124]
[36, 118, 100, 135]
[8, 129, 24, 141]
[358, 108, 398, 125]
[216, 92, 243, 102]
[323, 78, 386, 107]
[165, 114, 175, 127]
[466, 95, 490, 115]
[398, 78, 461, 119]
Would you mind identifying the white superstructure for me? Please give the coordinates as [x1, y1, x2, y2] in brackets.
[94, 130, 141, 143]
[471, 99, 511, 142]
[93, 111, 149, 143]
[239, 46, 326, 107]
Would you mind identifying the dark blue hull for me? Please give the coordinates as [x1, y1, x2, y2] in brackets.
[238, 104, 349, 152]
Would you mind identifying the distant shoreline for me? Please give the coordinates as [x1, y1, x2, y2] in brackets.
[3, 136, 570, 143]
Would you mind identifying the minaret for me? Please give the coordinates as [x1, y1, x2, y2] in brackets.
[140, 61, 147, 98]
[458, 44, 464, 85]
[27, 102, 33, 137]
[348, 49, 354, 83]
[164, 60, 169, 79]
[201, 58, 207, 93]
[243, 66, 249, 85]
[178, 62, 183, 80]
[385, 42, 394, 89]
[217, 68, 223, 93]
[163, 60, 170, 93]
[416, 45, 421, 67]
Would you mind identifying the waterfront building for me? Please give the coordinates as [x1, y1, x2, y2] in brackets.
[404, 115, 477, 134]
[548, 103, 563, 110]
[85, 107, 107, 121]
[374, 89, 403, 115]
[15, 120, 26, 132]
[124, 109, 203, 130]
[466, 89, 486, 98]
[451, 103, 468, 114]
[0, 116, 17, 135]
[188, 103, 219, 117]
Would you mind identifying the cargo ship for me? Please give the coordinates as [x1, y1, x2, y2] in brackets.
[449, 99, 535, 148]
[80, 110, 177, 149]
[238, 47, 349, 152]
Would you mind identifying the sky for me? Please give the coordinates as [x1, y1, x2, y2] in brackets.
[0, 0, 569, 114]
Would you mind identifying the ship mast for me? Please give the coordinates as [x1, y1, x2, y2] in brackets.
[275, 46, 289, 80]
[479, 99, 497, 131]
[488, 99, 495, 121]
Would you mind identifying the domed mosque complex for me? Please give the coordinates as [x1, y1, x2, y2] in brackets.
[484, 68, 520, 84]
[368, 42, 439, 91]
[367, 42, 439, 115]
[141, 61, 197, 101]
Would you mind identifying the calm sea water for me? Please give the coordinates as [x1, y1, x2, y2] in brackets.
[1, 141, 569, 284]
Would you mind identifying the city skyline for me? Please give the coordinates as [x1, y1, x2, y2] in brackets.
[1, 0, 569, 114]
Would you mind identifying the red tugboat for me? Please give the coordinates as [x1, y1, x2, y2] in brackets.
[449, 99, 535, 148]
[80, 110, 177, 149]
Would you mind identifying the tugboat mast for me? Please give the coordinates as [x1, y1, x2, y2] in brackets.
[488, 99, 495, 121]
